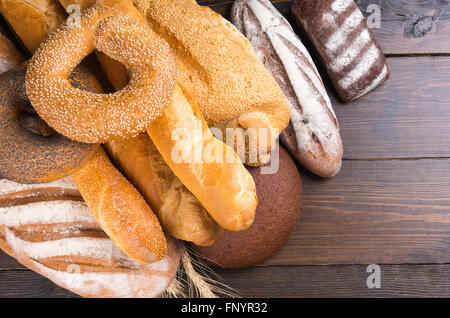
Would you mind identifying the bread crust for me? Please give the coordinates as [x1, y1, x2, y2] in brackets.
[0, 177, 180, 297]
[292, 0, 390, 102]
[71, 148, 167, 264]
[0, 32, 24, 73]
[105, 135, 223, 246]
[148, 85, 258, 232]
[0, 0, 67, 53]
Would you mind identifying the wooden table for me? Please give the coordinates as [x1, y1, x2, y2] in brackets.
[1, 0, 450, 297]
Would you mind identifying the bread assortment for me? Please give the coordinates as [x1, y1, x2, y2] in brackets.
[292, 0, 390, 102]
[0, 0, 390, 297]
[26, 6, 178, 143]
[231, 0, 343, 178]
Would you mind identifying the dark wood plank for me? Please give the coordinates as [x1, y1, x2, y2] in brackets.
[3, 263, 450, 297]
[2, 159, 450, 268]
[335, 56, 450, 159]
[263, 158, 450, 265]
[216, 264, 450, 297]
[198, 0, 450, 55]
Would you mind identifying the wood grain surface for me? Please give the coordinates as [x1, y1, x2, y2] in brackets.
[1, 0, 450, 298]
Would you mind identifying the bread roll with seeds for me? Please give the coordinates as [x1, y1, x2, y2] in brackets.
[292, 0, 390, 102]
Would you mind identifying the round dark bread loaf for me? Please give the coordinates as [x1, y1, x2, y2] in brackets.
[193, 146, 302, 268]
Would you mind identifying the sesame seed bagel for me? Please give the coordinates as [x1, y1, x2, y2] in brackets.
[0, 67, 99, 184]
[25, 6, 177, 143]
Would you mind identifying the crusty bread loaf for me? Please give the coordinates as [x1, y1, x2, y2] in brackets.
[131, 0, 290, 165]
[0, 32, 24, 73]
[148, 85, 258, 232]
[71, 148, 167, 265]
[231, 0, 343, 178]
[104, 134, 223, 246]
[0, 0, 67, 53]
[0, 177, 180, 298]
[292, 0, 390, 102]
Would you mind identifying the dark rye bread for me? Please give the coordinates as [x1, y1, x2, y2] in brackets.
[231, 0, 343, 178]
[292, 0, 390, 102]
[193, 147, 302, 269]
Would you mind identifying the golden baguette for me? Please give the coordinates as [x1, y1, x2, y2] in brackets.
[64, 0, 227, 242]
[105, 135, 223, 246]
[133, 0, 290, 165]
[71, 148, 167, 264]
[0, 177, 180, 298]
[148, 85, 258, 232]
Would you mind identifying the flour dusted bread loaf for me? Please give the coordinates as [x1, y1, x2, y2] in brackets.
[232, 0, 343, 178]
[132, 0, 290, 165]
[147, 85, 258, 232]
[0, 177, 180, 298]
[0, 0, 67, 53]
[292, 0, 390, 102]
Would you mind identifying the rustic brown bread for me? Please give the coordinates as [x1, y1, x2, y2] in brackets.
[0, 32, 24, 73]
[193, 147, 302, 269]
[232, 0, 343, 178]
[0, 0, 67, 53]
[292, 0, 390, 102]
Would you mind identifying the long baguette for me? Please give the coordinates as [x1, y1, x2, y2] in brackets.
[231, 0, 343, 178]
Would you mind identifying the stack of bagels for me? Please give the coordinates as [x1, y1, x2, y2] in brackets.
[0, 0, 389, 298]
